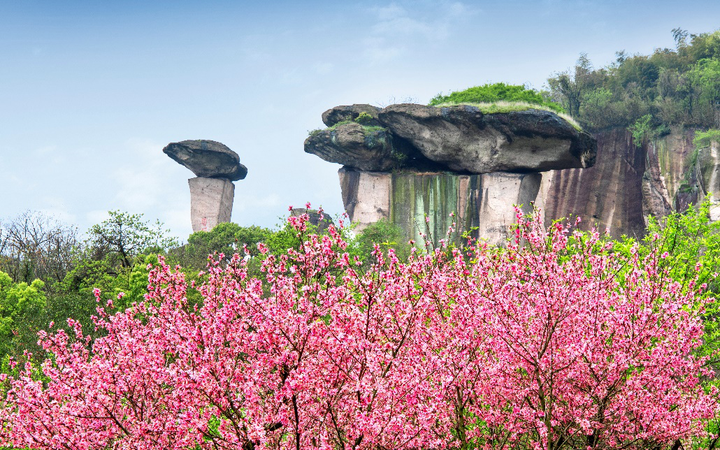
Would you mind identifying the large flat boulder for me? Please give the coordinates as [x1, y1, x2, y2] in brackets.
[163, 140, 248, 181]
[377, 104, 596, 173]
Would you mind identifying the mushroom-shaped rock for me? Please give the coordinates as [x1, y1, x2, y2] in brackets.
[163, 140, 248, 181]
[321, 104, 381, 127]
[377, 104, 596, 173]
[304, 122, 398, 172]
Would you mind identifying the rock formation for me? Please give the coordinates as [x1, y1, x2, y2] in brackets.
[163, 140, 247, 232]
[289, 208, 334, 233]
[306, 103, 597, 244]
[543, 127, 720, 239]
[164, 140, 247, 181]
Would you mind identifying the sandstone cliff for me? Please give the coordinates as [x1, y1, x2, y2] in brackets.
[543, 127, 718, 238]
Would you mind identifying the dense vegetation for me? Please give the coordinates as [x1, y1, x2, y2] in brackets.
[2, 208, 720, 449]
[432, 29, 719, 143]
[0, 209, 408, 369]
[547, 29, 720, 135]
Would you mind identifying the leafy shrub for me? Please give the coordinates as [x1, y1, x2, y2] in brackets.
[694, 128, 720, 148]
[628, 114, 654, 146]
[0, 212, 714, 449]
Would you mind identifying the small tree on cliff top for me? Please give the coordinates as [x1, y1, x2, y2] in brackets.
[0, 211, 716, 449]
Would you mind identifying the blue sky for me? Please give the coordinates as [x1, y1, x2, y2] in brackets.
[2, 0, 719, 240]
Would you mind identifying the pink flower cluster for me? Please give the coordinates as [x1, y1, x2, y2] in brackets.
[0, 212, 716, 449]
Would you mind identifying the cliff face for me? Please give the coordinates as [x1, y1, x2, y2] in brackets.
[542, 129, 647, 239]
[543, 127, 715, 238]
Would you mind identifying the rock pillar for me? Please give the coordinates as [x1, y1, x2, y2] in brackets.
[189, 177, 235, 232]
[339, 167, 541, 246]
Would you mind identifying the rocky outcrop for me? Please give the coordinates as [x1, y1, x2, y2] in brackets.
[542, 129, 647, 239]
[322, 104, 381, 127]
[306, 104, 596, 175]
[164, 139, 247, 233]
[697, 141, 720, 220]
[308, 103, 596, 245]
[305, 123, 398, 172]
[544, 127, 719, 238]
[307, 103, 597, 245]
[163, 140, 248, 181]
[378, 104, 596, 173]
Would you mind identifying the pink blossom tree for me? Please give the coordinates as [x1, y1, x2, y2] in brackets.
[0, 211, 715, 449]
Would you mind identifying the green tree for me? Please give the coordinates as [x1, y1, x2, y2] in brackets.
[0, 271, 46, 365]
[547, 53, 594, 117]
[52, 212, 178, 334]
[86, 211, 177, 269]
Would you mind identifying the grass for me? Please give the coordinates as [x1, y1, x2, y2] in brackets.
[431, 101, 582, 131]
[308, 120, 387, 137]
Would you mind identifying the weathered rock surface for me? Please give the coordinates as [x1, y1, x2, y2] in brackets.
[543, 129, 646, 239]
[543, 127, 720, 238]
[164, 140, 248, 181]
[339, 167, 540, 246]
[697, 140, 720, 220]
[322, 104, 381, 127]
[378, 104, 596, 173]
[305, 122, 398, 172]
[289, 208, 334, 232]
[189, 177, 234, 232]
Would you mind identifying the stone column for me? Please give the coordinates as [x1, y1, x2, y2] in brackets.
[188, 177, 234, 232]
[477, 172, 541, 246]
[339, 167, 543, 247]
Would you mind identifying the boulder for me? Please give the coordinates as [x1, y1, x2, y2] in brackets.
[289, 208, 334, 232]
[163, 140, 248, 181]
[377, 104, 596, 173]
[322, 104, 381, 127]
[305, 122, 398, 172]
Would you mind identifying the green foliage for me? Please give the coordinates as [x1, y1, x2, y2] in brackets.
[628, 114, 654, 146]
[429, 82, 565, 113]
[632, 201, 720, 447]
[548, 29, 720, 131]
[694, 128, 720, 148]
[179, 223, 272, 267]
[0, 271, 46, 363]
[87, 211, 178, 269]
[354, 111, 375, 124]
[349, 219, 412, 267]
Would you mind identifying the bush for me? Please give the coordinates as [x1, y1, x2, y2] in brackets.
[694, 128, 720, 148]
[0, 213, 715, 449]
